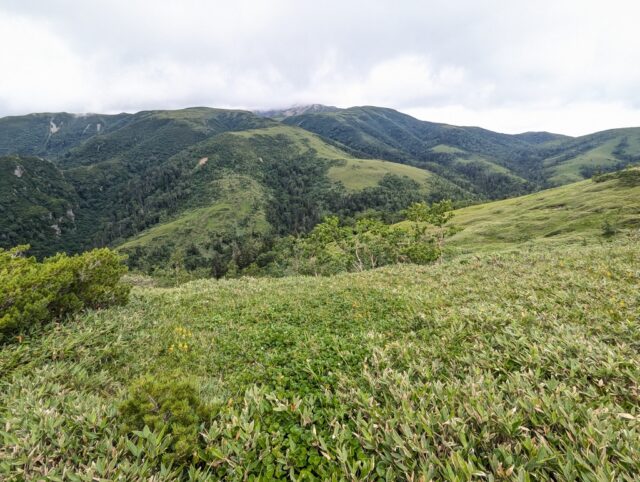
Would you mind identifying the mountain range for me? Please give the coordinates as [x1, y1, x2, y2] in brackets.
[1, 104, 639, 276]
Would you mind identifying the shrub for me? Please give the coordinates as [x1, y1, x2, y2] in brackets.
[118, 374, 212, 465]
[617, 168, 640, 186]
[601, 218, 618, 237]
[260, 201, 452, 276]
[0, 245, 130, 342]
[593, 167, 640, 186]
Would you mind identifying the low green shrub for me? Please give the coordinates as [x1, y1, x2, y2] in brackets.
[118, 374, 212, 465]
[0, 245, 130, 342]
[593, 167, 640, 186]
[601, 218, 618, 237]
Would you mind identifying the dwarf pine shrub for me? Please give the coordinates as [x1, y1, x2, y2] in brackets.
[118, 374, 212, 465]
[0, 245, 130, 342]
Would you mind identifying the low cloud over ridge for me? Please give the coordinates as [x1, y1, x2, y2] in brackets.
[1, 0, 639, 135]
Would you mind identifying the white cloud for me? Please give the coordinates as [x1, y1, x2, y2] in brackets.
[1, 0, 640, 134]
[405, 101, 640, 136]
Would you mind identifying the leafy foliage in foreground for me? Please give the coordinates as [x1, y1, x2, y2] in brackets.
[1, 237, 638, 479]
[0, 245, 130, 342]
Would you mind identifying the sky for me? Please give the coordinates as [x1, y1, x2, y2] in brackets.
[1, 0, 639, 136]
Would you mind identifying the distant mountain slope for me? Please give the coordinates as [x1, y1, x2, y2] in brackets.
[512, 131, 570, 145]
[115, 124, 451, 277]
[0, 112, 132, 159]
[0, 155, 78, 256]
[0, 109, 447, 279]
[538, 127, 640, 185]
[283, 106, 537, 198]
[284, 106, 640, 193]
[58, 107, 276, 168]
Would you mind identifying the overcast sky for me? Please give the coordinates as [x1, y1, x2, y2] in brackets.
[1, 0, 639, 135]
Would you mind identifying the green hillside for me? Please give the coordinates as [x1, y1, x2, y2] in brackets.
[284, 106, 640, 193]
[0, 109, 444, 276]
[2, 237, 638, 479]
[540, 128, 640, 185]
[59, 108, 275, 168]
[228, 125, 439, 191]
[328, 157, 432, 190]
[0, 155, 78, 257]
[283, 106, 538, 198]
[118, 175, 271, 278]
[0, 112, 131, 159]
[445, 167, 640, 254]
[2, 149, 639, 479]
[114, 125, 444, 278]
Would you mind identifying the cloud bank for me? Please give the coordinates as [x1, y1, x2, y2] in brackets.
[1, 0, 639, 135]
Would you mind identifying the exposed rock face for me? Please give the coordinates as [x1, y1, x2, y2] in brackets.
[13, 165, 24, 177]
[49, 119, 61, 134]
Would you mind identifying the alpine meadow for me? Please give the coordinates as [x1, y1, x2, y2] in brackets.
[1, 1, 640, 480]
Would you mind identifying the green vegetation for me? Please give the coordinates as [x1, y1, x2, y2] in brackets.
[593, 166, 640, 186]
[118, 175, 271, 281]
[110, 125, 445, 279]
[327, 157, 432, 190]
[119, 374, 212, 465]
[2, 105, 640, 479]
[0, 156, 78, 258]
[258, 201, 449, 276]
[284, 106, 537, 198]
[442, 168, 640, 254]
[0, 111, 445, 277]
[541, 128, 640, 185]
[285, 106, 640, 195]
[2, 106, 640, 276]
[1, 161, 639, 478]
[0, 245, 129, 342]
[0, 112, 131, 159]
[1, 237, 638, 479]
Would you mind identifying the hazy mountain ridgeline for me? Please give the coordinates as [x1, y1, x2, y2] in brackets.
[0, 112, 132, 159]
[1, 104, 640, 277]
[255, 103, 341, 120]
[283, 105, 640, 192]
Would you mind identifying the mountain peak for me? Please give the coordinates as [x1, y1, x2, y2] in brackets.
[255, 104, 340, 120]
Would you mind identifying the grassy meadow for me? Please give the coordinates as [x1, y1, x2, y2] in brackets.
[2, 234, 639, 479]
[444, 172, 640, 254]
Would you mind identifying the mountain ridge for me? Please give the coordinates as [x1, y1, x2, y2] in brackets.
[2, 104, 639, 276]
